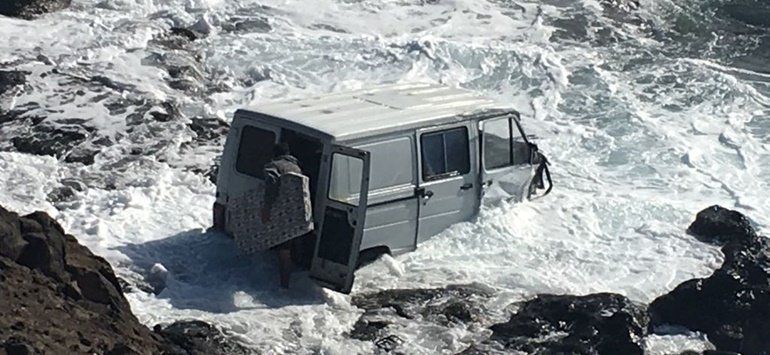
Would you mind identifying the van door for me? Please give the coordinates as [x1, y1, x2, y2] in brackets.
[416, 123, 479, 242]
[479, 114, 536, 203]
[310, 145, 371, 294]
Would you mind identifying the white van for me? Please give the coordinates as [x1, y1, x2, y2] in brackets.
[213, 83, 551, 293]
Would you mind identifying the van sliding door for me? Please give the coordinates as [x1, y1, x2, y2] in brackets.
[310, 145, 371, 294]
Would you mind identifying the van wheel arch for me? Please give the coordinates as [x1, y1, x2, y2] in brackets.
[356, 246, 391, 269]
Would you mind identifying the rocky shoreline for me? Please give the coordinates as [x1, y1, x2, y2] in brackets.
[0, 205, 248, 355]
[350, 206, 769, 355]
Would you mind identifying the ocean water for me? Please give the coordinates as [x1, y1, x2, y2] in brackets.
[1, 0, 769, 353]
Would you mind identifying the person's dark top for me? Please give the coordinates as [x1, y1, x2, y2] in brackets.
[262, 154, 302, 211]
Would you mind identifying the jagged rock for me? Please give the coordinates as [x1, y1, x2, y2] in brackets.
[350, 284, 493, 352]
[478, 293, 648, 355]
[221, 16, 272, 33]
[353, 284, 494, 324]
[170, 27, 199, 41]
[686, 205, 757, 245]
[0, 70, 28, 95]
[721, 0, 770, 28]
[155, 320, 250, 355]
[649, 205, 770, 355]
[10, 123, 92, 161]
[0, 205, 255, 354]
[0, 0, 71, 19]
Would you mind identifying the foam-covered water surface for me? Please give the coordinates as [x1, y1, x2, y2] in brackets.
[1, 0, 769, 353]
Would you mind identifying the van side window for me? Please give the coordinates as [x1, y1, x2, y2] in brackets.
[357, 137, 414, 190]
[512, 134, 530, 165]
[328, 153, 363, 206]
[482, 117, 513, 170]
[421, 127, 470, 181]
[235, 126, 276, 179]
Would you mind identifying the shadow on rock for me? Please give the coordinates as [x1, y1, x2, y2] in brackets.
[649, 205, 770, 355]
[116, 229, 324, 312]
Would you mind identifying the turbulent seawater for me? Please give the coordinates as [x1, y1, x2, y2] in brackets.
[1, 0, 769, 353]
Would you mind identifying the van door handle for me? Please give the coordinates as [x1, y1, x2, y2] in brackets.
[460, 183, 474, 190]
[415, 187, 433, 199]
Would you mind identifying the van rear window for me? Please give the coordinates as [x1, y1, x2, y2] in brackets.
[235, 126, 276, 179]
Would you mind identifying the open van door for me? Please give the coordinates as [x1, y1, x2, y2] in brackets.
[479, 114, 538, 203]
[310, 145, 371, 294]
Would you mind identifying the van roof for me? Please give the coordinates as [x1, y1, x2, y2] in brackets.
[236, 83, 510, 141]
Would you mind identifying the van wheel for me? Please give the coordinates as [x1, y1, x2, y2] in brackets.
[357, 247, 390, 269]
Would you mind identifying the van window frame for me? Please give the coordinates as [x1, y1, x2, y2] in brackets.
[233, 124, 279, 180]
[354, 135, 416, 193]
[480, 114, 533, 171]
[481, 116, 515, 172]
[419, 126, 471, 182]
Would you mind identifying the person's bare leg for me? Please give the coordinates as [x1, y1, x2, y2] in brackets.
[278, 248, 292, 288]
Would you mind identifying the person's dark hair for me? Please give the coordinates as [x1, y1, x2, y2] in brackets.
[273, 142, 291, 157]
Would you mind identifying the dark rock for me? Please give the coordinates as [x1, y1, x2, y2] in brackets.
[3, 337, 36, 355]
[353, 284, 494, 323]
[686, 205, 757, 245]
[485, 293, 648, 355]
[0, 207, 26, 261]
[17, 232, 66, 280]
[222, 16, 272, 33]
[170, 27, 199, 41]
[0, 205, 167, 354]
[0, 70, 28, 95]
[187, 117, 229, 143]
[0, 0, 71, 19]
[649, 205, 770, 355]
[155, 320, 250, 355]
[350, 284, 494, 352]
[11, 123, 91, 160]
[721, 0, 770, 28]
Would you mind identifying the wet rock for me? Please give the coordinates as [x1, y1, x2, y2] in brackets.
[0, 0, 70, 19]
[0, 70, 28, 95]
[350, 284, 494, 352]
[480, 293, 648, 354]
[686, 205, 757, 246]
[222, 16, 272, 33]
[145, 263, 169, 295]
[170, 27, 199, 41]
[11, 123, 92, 161]
[649, 205, 770, 354]
[600, 0, 640, 12]
[155, 320, 250, 355]
[721, 0, 770, 28]
[187, 117, 229, 144]
[353, 284, 494, 324]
